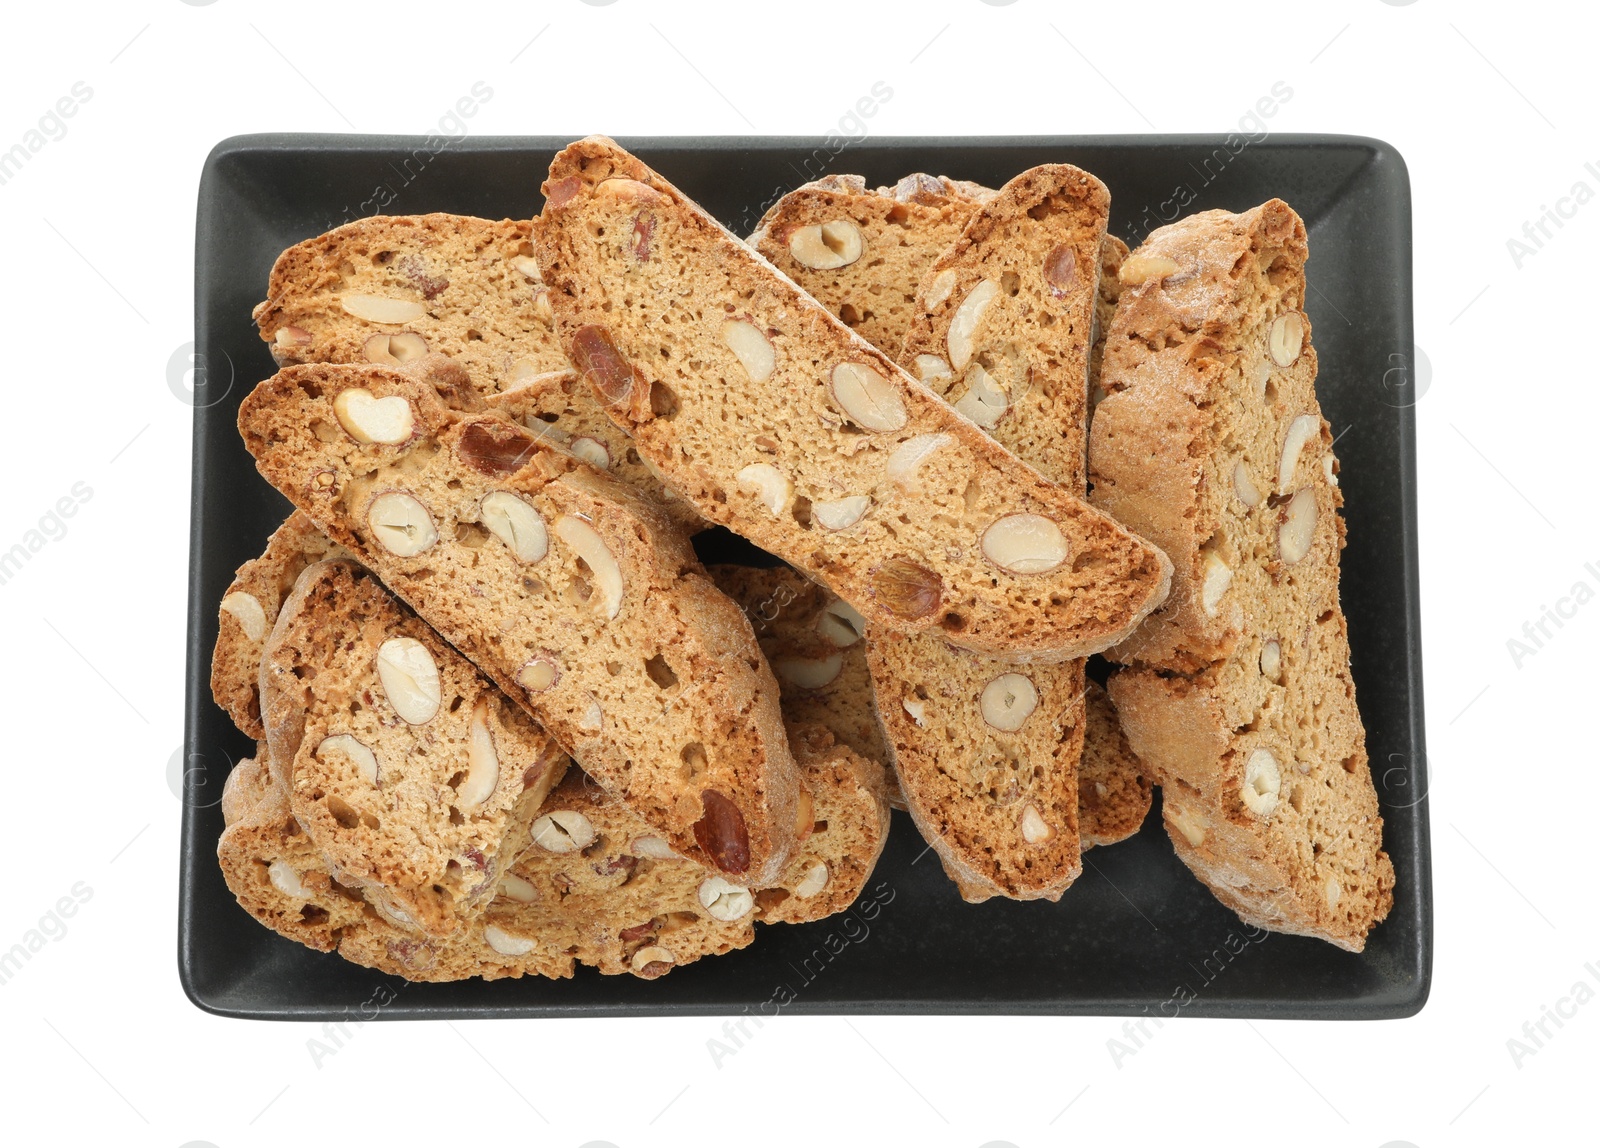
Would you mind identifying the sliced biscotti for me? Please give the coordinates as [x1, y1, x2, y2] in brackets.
[899, 163, 1109, 491]
[253, 214, 702, 525]
[484, 371, 704, 531]
[748, 173, 993, 353]
[337, 767, 753, 981]
[217, 751, 380, 955]
[253, 214, 571, 397]
[1112, 611, 1391, 950]
[260, 560, 569, 937]
[218, 750, 579, 977]
[1091, 200, 1343, 672]
[238, 362, 801, 884]
[342, 727, 890, 981]
[1078, 682, 1152, 848]
[755, 722, 891, 924]
[211, 511, 349, 739]
[704, 564, 889, 782]
[869, 635, 1086, 901]
[1091, 200, 1392, 949]
[863, 165, 1115, 899]
[533, 136, 1171, 662]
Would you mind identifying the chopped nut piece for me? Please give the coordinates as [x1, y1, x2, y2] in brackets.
[480, 491, 548, 563]
[339, 293, 426, 324]
[981, 514, 1069, 575]
[789, 219, 864, 269]
[1241, 749, 1281, 816]
[1269, 312, 1305, 367]
[530, 809, 595, 853]
[367, 491, 437, 556]
[829, 362, 907, 432]
[375, 637, 442, 724]
[220, 592, 267, 641]
[1278, 488, 1317, 564]
[333, 388, 414, 445]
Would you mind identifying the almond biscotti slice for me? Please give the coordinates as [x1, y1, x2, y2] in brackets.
[211, 511, 348, 740]
[755, 722, 891, 925]
[218, 751, 394, 956]
[1078, 681, 1152, 848]
[238, 362, 801, 884]
[704, 563, 890, 786]
[1112, 612, 1390, 949]
[1090, 200, 1392, 949]
[1091, 201, 1344, 672]
[218, 750, 581, 977]
[747, 173, 994, 354]
[899, 163, 1109, 491]
[253, 214, 571, 396]
[863, 164, 1117, 900]
[340, 726, 890, 981]
[870, 634, 1085, 901]
[260, 559, 568, 937]
[253, 214, 702, 527]
[533, 136, 1171, 662]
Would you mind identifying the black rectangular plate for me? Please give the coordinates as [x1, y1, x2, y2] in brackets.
[181, 134, 1430, 1020]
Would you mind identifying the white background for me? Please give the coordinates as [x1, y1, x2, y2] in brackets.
[0, 1, 1593, 1145]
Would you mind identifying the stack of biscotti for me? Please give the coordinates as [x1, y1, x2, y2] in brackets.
[214, 135, 1392, 973]
[220, 722, 888, 982]
[217, 349, 898, 978]
[534, 140, 1172, 903]
[750, 164, 1152, 899]
[1089, 200, 1393, 950]
[215, 516, 891, 980]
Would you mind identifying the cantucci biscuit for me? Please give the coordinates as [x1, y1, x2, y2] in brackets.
[532, 136, 1171, 662]
[253, 213, 702, 528]
[253, 213, 570, 396]
[870, 164, 1110, 899]
[260, 560, 567, 937]
[1090, 200, 1393, 950]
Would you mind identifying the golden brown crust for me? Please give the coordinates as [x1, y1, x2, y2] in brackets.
[1087, 234, 1129, 415]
